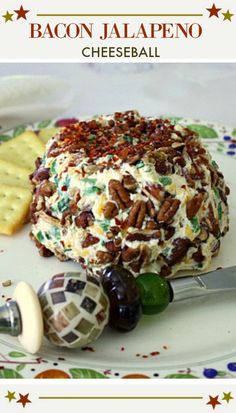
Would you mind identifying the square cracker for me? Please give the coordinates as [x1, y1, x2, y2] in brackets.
[0, 131, 45, 171]
[0, 159, 31, 189]
[38, 127, 61, 144]
[0, 185, 32, 235]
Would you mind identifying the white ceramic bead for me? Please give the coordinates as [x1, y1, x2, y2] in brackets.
[13, 282, 43, 354]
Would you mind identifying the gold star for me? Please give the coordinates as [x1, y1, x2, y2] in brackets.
[2, 11, 14, 23]
[5, 390, 16, 402]
[222, 392, 234, 403]
[222, 9, 234, 21]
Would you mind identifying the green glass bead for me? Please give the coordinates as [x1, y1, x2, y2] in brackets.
[136, 273, 171, 315]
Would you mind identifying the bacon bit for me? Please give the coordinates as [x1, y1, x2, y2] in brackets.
[150, 351, 160, 356]
[61, 185, 67, 191]
[48, 111, 195, 162]
[163, 345, 168, 350]
[82, 346, 95, 352]
[142, 355, 148, 359]
[120, 347, 125, 352]
[58, 357, 65, 361]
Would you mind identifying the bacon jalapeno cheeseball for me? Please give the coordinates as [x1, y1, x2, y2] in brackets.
[30, 111, 230, 278]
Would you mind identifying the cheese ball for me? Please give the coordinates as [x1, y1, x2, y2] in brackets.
[30, 111, 230, 278]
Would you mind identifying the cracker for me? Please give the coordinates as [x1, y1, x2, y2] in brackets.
[0, 131, 45, 171]
[38, 127, 61, 144]
[0, 185, 32, 235]
[0, 159, 31, 189]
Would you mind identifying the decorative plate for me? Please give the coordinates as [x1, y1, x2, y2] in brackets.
[0, 116, 235, 379]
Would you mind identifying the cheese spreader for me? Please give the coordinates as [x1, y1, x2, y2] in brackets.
[0, 265, 234, 354]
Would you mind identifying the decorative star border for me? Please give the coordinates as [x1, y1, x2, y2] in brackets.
[1, 389, 235, 409]
[206, 392, 234, 409]
[2, 5, 29, 23]
[5, 390, 31, 408]
[0, 3, 234, 23]
[206, 3, 234, 21]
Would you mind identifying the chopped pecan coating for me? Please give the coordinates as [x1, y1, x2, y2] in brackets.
[145, 184, 162, 201]
[31, 111, 229, 277]
[186, 194, 204, 219]
[82, 234, 100, 248]
[96, 251, 113, 264]
[211, 239, 220, 256]
[157, 198, 180, 223]
[38, 181, 56, 198]
[164, 226, 175, 240]
[126, 230, 161, 242]
[103, 201, 119, 219]
[146, 199, 156, 218]
[109, 179, 132, 210]
[121, 246, 140, 262]
[174, 156, 186, 167]
[207, 203, 220, 237]
[105, 239, 122, 253]
[192, 247, 205, 263]
[75, 211, 94, 229]
[166, 238, 191, 266]
[130, 247, 150, 273]
[123, 174, 138, 192]
[145, 220, 159, 230]
[155, 159, 171, 175]
[127, 200, 146, 229]
[34, 239, 53, 257]
[160, 265, 172, 277]
[30, 167, 50, 184]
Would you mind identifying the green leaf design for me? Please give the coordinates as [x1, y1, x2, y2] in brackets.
[232, 128, 236, 137]
[0, 368, 23, 378]
[13, 126, 26, 137]
[187, 124, 218, 139]
[16, 364, 26, 372]
[38, 120, 51, 129]
[216, 371, 227, 377]
[164, 373, 198, 379]
[8, 351, 26, 358]
[69, 368, 107, 379]
[0, 134, 12, 142]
